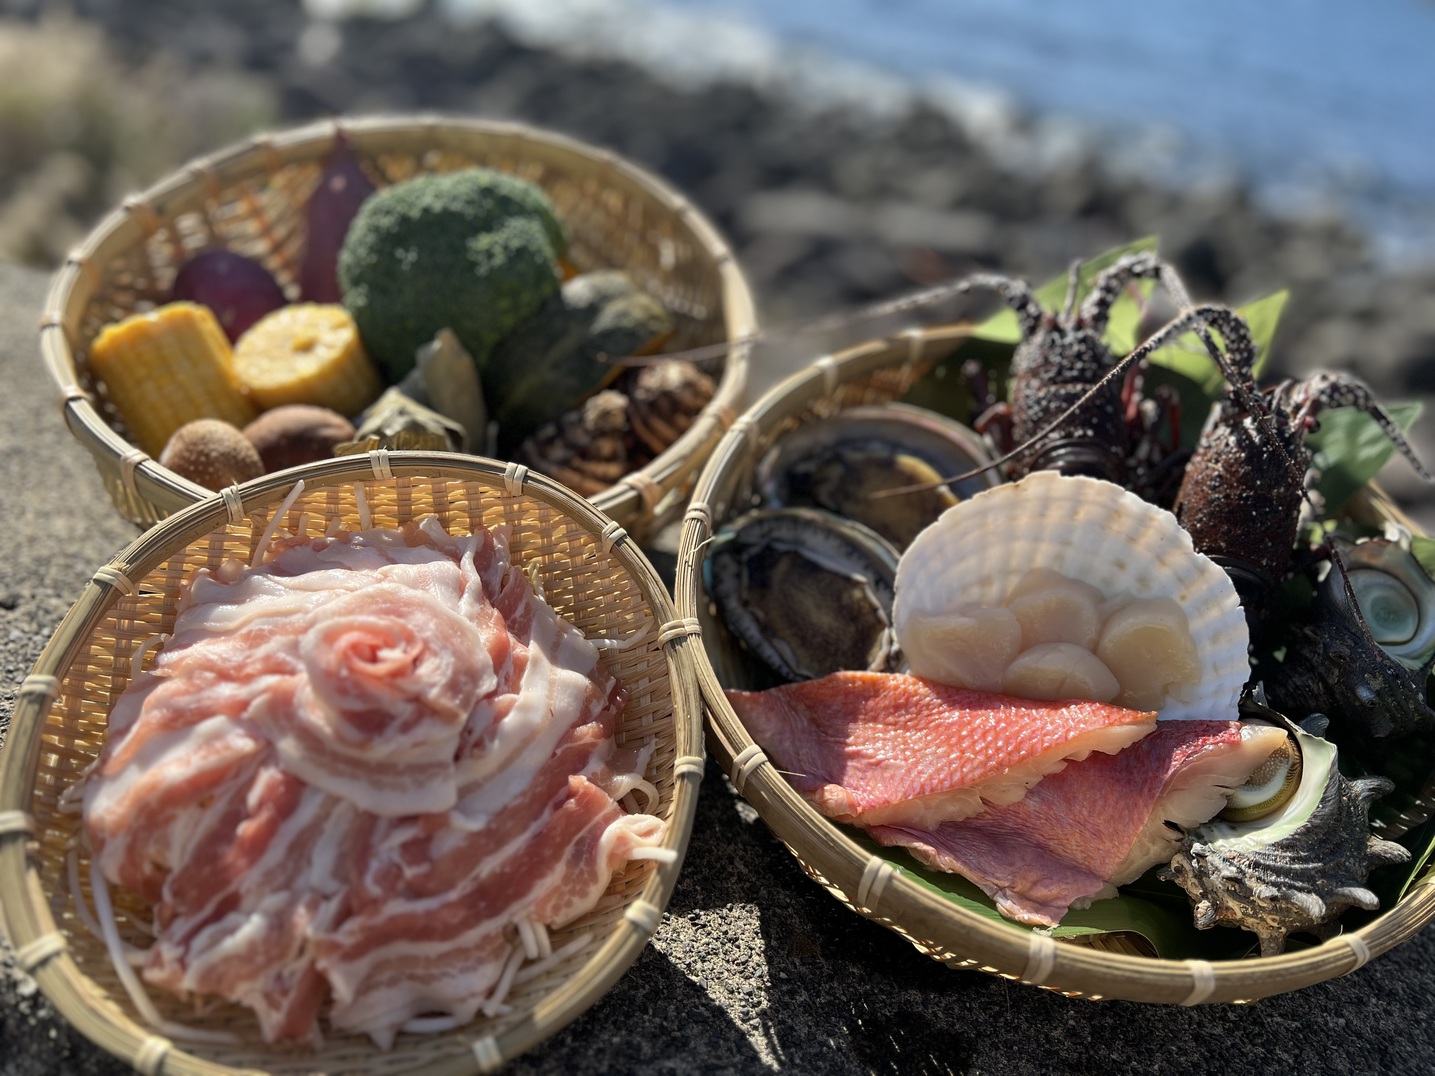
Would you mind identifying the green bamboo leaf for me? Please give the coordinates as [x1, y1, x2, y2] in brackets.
[1397, 816, 1435, 903]
[1243, 290, 1289, 381]
[1308, 401, 1423, 516]
[973, 237, 1159, 345]
[843, 829, 1254, 961]
[1413, 535, 1435, 579]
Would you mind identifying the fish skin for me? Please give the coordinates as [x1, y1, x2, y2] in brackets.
[725, 670, 1156, 829]
[868, 720, 1287, 926]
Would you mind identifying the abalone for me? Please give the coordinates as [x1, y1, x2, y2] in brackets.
[704, 507, 902, 684]
[755, 404, 999, 551]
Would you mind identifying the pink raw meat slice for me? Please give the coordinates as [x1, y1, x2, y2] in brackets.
[82, 520, 668, 1047]
[868, 720, 1289, 926]
[726, 671, 1156, 828]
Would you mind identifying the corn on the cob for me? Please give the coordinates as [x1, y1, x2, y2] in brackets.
[87, 301, 259, 457]
[233, 303, 384, 417]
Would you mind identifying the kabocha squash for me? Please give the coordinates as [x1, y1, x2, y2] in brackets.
[86, 302, 258, 457]
[336, 168, 566, 382]
[487, 269, 674, 447]
[232, 303, 383, 416]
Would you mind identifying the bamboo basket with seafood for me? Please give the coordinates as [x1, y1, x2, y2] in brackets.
[0, 452, 704, 1073]
[41, 115, 756, 538]
[674, 273, 1435, 1003]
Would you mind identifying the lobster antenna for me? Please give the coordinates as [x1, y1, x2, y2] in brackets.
[1059, 259, 1082, 321]
[599, 270, 1045, 367]
[872, 301, 1303, 499]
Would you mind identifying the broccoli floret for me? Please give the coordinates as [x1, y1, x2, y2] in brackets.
[337, 168, 566, 382]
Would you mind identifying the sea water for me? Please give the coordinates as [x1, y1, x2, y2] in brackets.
[322, 0, 1435, 266]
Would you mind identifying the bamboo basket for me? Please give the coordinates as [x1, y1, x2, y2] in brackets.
[673, 323, 1435, 1004]
[40, 114, 756, 537]
[0, 452, 706, 1074]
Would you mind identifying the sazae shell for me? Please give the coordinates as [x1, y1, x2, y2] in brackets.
[1264, 535, 1435, 749]
[1164, 713, 1410, 956]
[892, 471, 1250, 720]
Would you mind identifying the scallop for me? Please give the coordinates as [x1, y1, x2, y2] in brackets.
[892, 471, 1250, 720]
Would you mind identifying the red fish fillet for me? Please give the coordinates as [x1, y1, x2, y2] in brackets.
[868, 720, 1288, 926]
[725, 671, 1156, 828]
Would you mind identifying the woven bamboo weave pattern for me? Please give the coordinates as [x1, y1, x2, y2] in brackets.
[41, 116, 756, 533]
[0, 453, 704, 1075]
[674, 322, 1435, 1005]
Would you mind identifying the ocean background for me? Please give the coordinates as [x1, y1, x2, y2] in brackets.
[349, 0, 1435, 268]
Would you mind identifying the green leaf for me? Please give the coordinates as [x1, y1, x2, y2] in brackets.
[1242, 290, 1289, 381]
[1397, 815, 1435, 902]
[1308, 401, 1423, 516]
[843, 829, 1255, 961]
[1413, 535, 1435, 580]
[972, 237, 1159, 345]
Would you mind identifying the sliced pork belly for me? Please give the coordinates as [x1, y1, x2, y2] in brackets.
[81, 520, 666, 1048]
[868, 720, 1288, 926]
[726, 671, 1156, 828]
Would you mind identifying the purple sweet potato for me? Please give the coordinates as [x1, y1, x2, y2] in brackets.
[171, 250, 288, 343]
[299, 131, 378, 303]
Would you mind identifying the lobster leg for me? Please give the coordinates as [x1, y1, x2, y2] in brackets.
[1272, 371, 1432, 482]
[1078, 251, 1193, 338]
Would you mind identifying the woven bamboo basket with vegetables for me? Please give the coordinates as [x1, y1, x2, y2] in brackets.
[41, 115, 756, 536]
[674, 248, 1435, 1002]
[0, 452, 704, 1074]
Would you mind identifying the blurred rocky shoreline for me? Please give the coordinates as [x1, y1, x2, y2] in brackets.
[2, 0, 1433, 520]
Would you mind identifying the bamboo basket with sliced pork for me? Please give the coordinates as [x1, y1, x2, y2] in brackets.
[674, 248, 1435, 1003]
[0, 452, 703, 1074]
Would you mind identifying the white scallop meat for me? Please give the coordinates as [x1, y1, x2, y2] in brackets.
[893, 472, 1250, 720]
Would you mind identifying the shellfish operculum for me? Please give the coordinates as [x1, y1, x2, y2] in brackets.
[704, 507, 902, 684]
[892, 472, 1250, 720]
[1164, 711, 1410, 957]
[755, 404, 1000, 551]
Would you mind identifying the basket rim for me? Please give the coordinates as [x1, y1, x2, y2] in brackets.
[0, 450, 706, 1075]
[672, 322, 1435, 1005]
[39, 112, 757, 530]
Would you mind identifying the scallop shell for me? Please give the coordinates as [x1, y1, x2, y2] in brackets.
[892, 471, 1250, 720]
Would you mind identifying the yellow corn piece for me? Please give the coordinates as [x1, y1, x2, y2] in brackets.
[233, 303, 384, 417]
[87, 301, 259, 457]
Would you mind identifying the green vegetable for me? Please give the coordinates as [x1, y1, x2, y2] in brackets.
[337, 168, 566, 381]
[487, 269, 673, 446]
